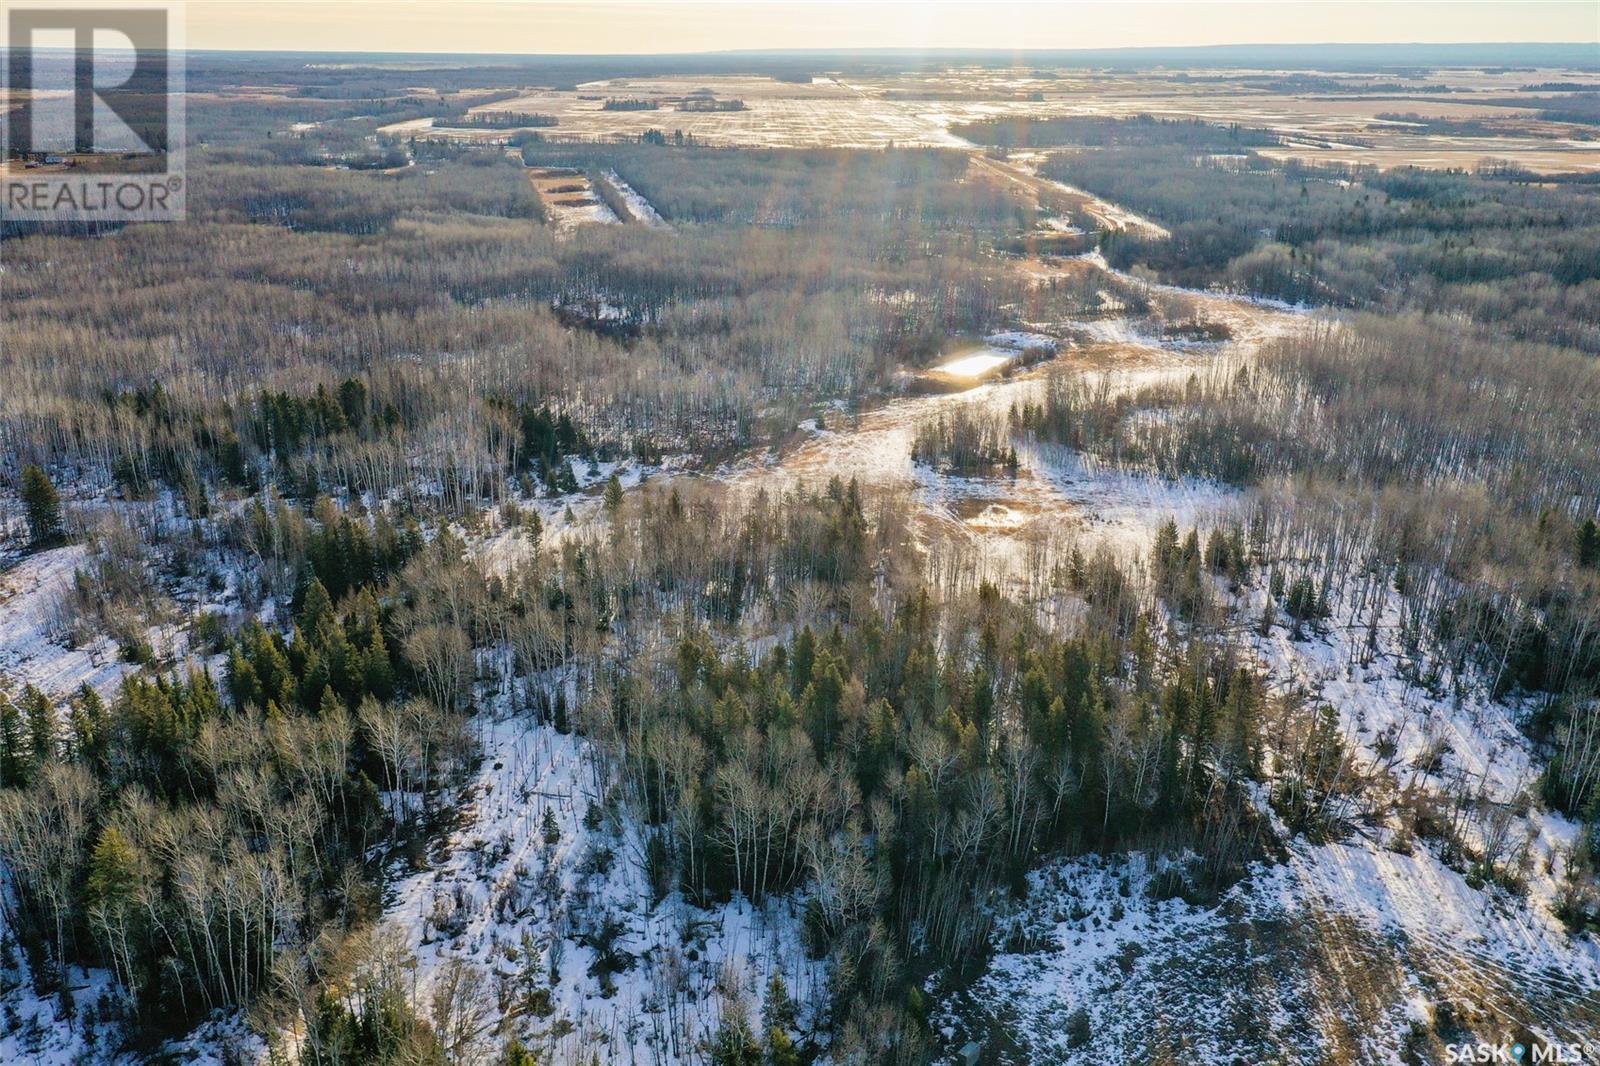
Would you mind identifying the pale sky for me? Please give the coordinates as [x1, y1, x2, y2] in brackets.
[173, 1, 1598, 55]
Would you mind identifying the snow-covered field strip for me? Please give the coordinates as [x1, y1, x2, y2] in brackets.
[1045, 177, 1171, 239]
[603, 170, 671, 229]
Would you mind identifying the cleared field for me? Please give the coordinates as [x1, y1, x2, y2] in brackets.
[389, 88, 973, 148]
[525, 165, 619, 230]
[379, 69, 1600, 172]
[1260, 141, 1600, 173]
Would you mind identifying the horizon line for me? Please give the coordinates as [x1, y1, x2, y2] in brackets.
[112, 40, 1600, 61]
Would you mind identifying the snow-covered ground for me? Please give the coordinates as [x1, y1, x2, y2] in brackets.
[0, 548, 130, 1066]
[1241, 570, 1591, 930]
[4, 239, 1587, 1065]
[530, 167, 622, 232]
[1040, 217, 1086, 235]
[0, 538, 261, 1065]
[927, 458, 1598, 1062]
[0, 545, 131, 701]
[1040, 177, 1171, 240]
[984, 331, 1059, 352]
[383, 707, 824, 1065]
[0, 943, 258, 1066]
[896, 262, 1598, 1062]
[1, 909, 125, 1066]
[603, 170, 671, 229]
[554, 198, 620, 229]
[936, 838, 1600, 1064]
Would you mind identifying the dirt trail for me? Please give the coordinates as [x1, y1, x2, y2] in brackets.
[971, 153, 1172, 239]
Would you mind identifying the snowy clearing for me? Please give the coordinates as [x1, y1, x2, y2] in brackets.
[937, 839, 1600, 1065]
[383, 708, 824, 1065]
[0, 545, 131, 701]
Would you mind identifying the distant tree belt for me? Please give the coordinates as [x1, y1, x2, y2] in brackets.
[951, 114, 1281, 149]
[677, 97, 746, 112]
[521, 143, 1033, 226]
[455, 111, 559, 128]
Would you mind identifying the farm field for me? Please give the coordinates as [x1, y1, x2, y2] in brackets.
[369, 67, 1600, 171]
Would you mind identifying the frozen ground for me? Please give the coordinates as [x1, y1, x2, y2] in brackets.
[2, 207, 1588, 1064]
[382, 281, 1294, 1063]
[0, 938, 259, 1066]
[1039, 175, 1171, 239]
[527, 167, 621, 232]
[376, 70, 1600, 172]
[928, 425, 1598, 1063]
[0, 545, 131, 701]
[382, 704, 824, 1065]
[716, 271, 1299, 597]
[985, 331, 1059, 352]
[935, 839, 1600, 1065]
[1240, 568, 1590, 932]
[0, 537, 259, 1064]
[604, 169, 671, 229]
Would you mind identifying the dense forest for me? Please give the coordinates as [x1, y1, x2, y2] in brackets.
[1, 460, 1318, 1061]
[3, 61, 1599, 1066]
[1, 141, 1076, 522]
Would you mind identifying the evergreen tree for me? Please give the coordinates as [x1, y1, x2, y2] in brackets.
[502, 1036, 539, 1066]
[764, 1027, 800, 1066]
[86, 826, 139, 913]
[22, 685, 55, 766]
[1152, 519, 1180, 580]
[541, 806, 561, 846]
[552, 687, 570, 734]
[337, 377, 369, 430]
[790, 627, 816, 696]
[21, 464, 64, 546]
[762, 973, 796, 1034]
[69, 684, 109, 769]
[710, 1003, 762, 1066]
[0, 689, 28, 787]
[299, 577, 336, 636]
[363, 626, 395, 701]
[1577, 518, 1600, 569]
